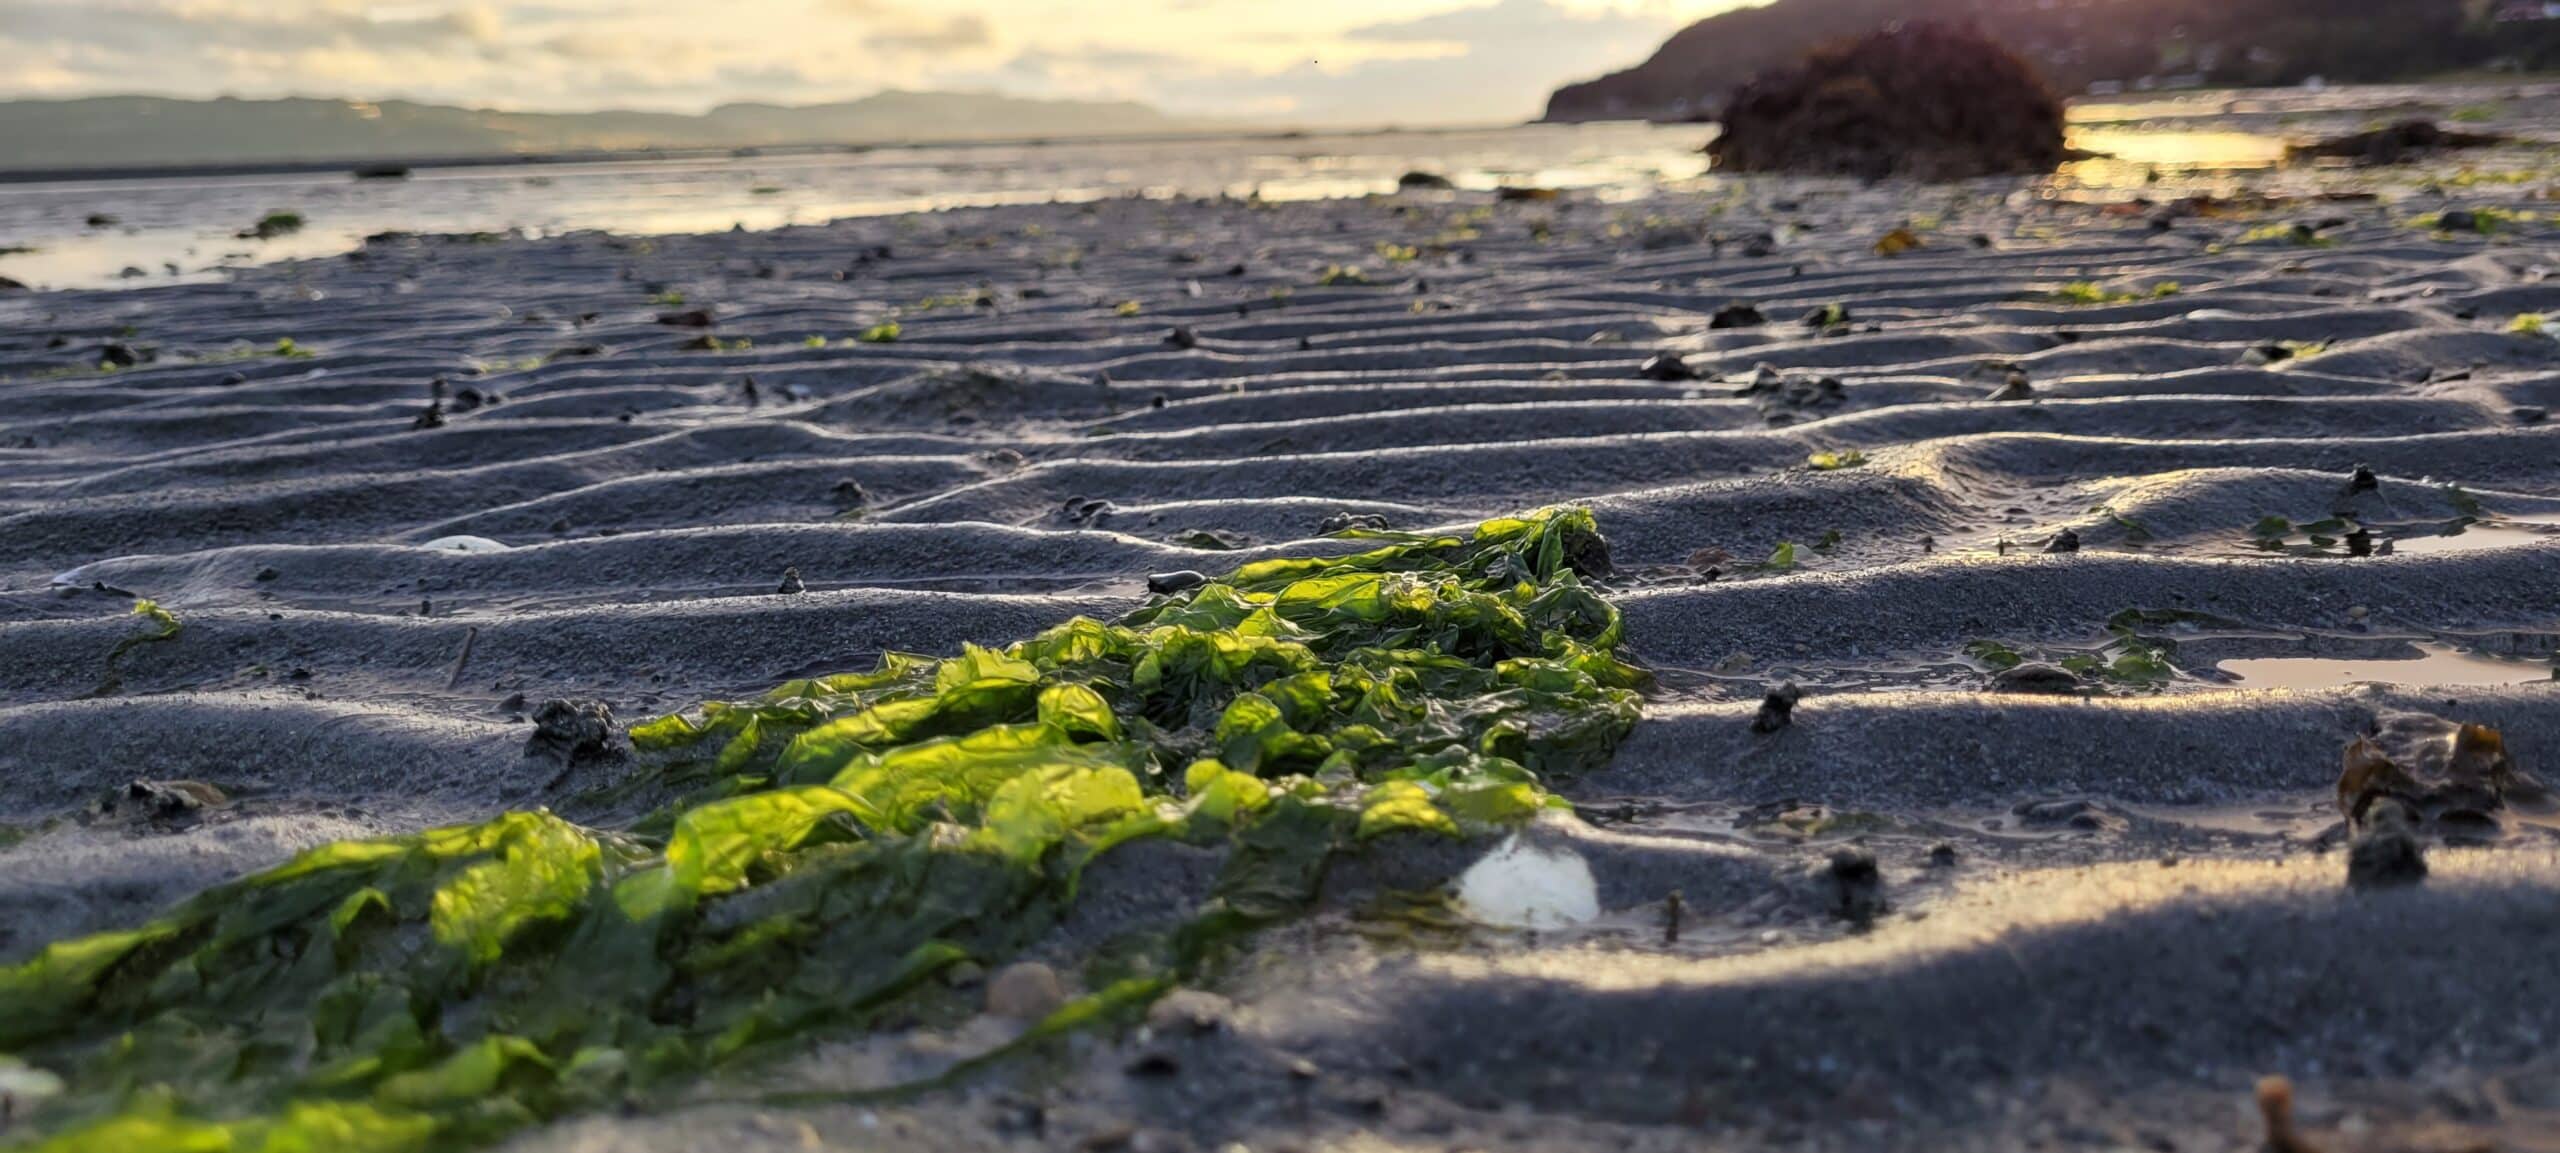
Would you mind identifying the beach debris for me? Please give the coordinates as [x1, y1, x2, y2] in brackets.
[2288, 119, 2505, 167]
[2254, 1076, 2325, 1153]
[89, 599, 182, 699]
[655, 308, 715, 328]
[1751, 682, 1803, 733]
[2344, 464, 2379, 495]
[2044, 528, 2081, 553]
[525, 698, 621, 767]
[1708, 303, 1764, 329]
[1873, 228, 1925, 257]
[1639, 353, 1700, 381]
[1803, 303, 1850, 329]
[1396, 171, 1454, 191]
[0, 1056, 65, 1126]
[2516, 405, 2549, 424]
[1824, 848, 1887, 923]
[1495, 186, 1559, 201]
[1805, 450, 1867, 470]
[1985, 369, 2033, 401]
[238, 210, 303, 240]
[412, 400, 445, 430]
[1989, 662, 2082, 695]
[1147, 570, 1209, 595]
[1163, 325, 1198, 350]
[985, 962, 1067, 1021]
[775, 567, 806, 595]
[417, 535, 508, 553]
[98, 342, 154, 368]
[94, 779, 227, 824]
[1320, 511, 1392, 534]
[1455, 834, 1601, 930]
[1707, 23, 2066, 181]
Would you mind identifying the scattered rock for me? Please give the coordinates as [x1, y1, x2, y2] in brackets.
[1706, 23, 2068, 181]
[2288, 119, 2506, 167]
[1147, 570, 1209, 595]
[1751, 682, 1803, 733]
[655, 308, 715, 328]
[96, 779, 227, 823]
[2043, 528, 2080, 553]
[1824, 848, 1887, 923]
[776, 566, 806, 595]
[525, 698, 621, 766]
[1396, 171, 1455, 191]
[2348, 799, 2429, 890]
[1708, 303, 1765, 329]
[98, 342, 154, 368]
[1984, 370, 2033, 402]
[85, 213, 118, 228]
[1638, 353, 1699, 381]
[412, 400, 445, 430]
[2513, 405, 2548, 424]
[1989, 662, 2081, 695]
[1163, 325, 1197, 350]
[985, 961, 1066, 1021]
[1144, 988, 1231, 1035]
[2345, 464, 2379, 494]
[1320, 511, 1392, 534]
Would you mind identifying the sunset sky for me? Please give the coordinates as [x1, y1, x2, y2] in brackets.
[0, 0, 1752, 124]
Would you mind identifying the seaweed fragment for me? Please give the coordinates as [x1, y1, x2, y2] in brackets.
[1, 508, 1645, 1150]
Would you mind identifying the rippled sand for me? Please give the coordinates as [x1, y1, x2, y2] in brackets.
[7, 142, 2560, 1149]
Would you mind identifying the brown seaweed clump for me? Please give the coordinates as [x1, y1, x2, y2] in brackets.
[1706, 22, 2068, 182]
[2336, 721, 2552, 890]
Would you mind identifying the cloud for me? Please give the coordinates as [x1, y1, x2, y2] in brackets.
[868, 14, 995, 54]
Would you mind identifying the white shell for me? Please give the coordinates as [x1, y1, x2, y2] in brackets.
[1454, 834, 1599, 930]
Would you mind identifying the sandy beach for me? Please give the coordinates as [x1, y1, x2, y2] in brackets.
[7, 110, 2560, 1150]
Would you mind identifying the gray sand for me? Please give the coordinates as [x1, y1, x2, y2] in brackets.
[6, 134, 2560, 1150]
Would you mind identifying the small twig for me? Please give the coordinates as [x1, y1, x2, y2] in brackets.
[444, 625, 479, 691]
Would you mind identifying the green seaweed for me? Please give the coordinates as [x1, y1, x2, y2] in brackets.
[1, 509, 1642, 1151]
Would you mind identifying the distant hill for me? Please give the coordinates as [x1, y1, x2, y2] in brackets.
[0, 91, 1208, 172]
[1546, 0, 2560, 122]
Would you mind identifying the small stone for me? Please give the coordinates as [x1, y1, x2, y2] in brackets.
[1124, 1050, 1182, 1077]
[1145, 989, 1231, 1035]
[1927, 843, 1959, 866]
[1147, 570, 1209, 595]
[102, 779, 227, 821]
[2348, 800, 2428, 890]
[2440, 209, 2479, 233]
[2044, 528, 2081, 553]
[2346, 464, 2379, 494]
[1708, 303, 1765, 329]
[655, 308, 715, 328]
[1164, 326, 1198, 350]
[254, 567, 280, 582]
[1638, 353, 1699, 382]
[776, 567, 806, 595]
[1989, 662, 2081, 695]
[1319, 511, 1391, 534]
[1751, 682, 1803, 734]
[2348, 605, 2370, 620]
[1826, 848, 1887, 923]
[986, 962, 1067, 1021]
[412, 400, 445, 430]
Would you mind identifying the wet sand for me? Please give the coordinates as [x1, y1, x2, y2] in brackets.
[7, 133, 2560, 1150]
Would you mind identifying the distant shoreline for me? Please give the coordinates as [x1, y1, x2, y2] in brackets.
[0, 121, 1553, 187]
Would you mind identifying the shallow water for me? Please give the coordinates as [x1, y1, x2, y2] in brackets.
[2387, 515, 2560, 555]
[0, 123, 1713, 291]
[2217, 642, 2556, 690]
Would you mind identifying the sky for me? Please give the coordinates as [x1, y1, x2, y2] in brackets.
[0, 0, 1752, 125]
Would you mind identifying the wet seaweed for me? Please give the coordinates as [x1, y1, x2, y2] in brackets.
[0, 508, 1643, 1151]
